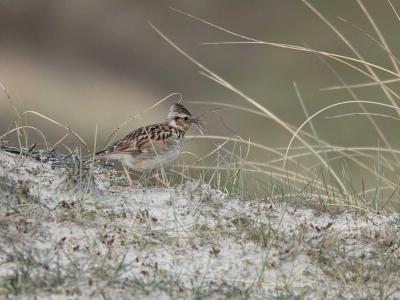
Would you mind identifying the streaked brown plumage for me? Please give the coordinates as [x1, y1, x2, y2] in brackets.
[95, 103, 199, 187]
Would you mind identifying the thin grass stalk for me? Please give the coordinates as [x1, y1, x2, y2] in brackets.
[149, 23, 349, 194]
[0, 126, 49, 148]
[188, 101, 396, 171]
[0, 81, 29, 148]
[217, 146, 334, 194]
[321, 78, 400, 91]
[303, 0, 400, 165]
[22, 111, 89, 152]
[285, 101, 400, 189]
[356, 0, 400, 74]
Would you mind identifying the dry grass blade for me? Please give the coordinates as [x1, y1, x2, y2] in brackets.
[323, 112, 400, 122]
[321, 77, 400, 91]
[22, 110, 89, 152]
[302, 0, 399, 92]
[201, 40, 400, 100]
[0, 81, 21, 121]
[310, 47, 400, 175]
[169, 7, 259, 43]
[186, 134, 311, 174]
[356, 0, 400, 74]
[173, 4, 400, 95]
[188, 101, 394, 174]
[388, 0, 400, 22]
[183, 164, 303, 193]
[285, 100, 400, 186]
[0, 80, 29, 147]
[169, 6, 400, 175]
[202, 40, 400, 79]
[0, 126, 49, 147]
[293, 82, 324, 152]
[191, 139, 230, 165]
[302, 0, 400, 165]
[217, 146, 334, 194]
[148, 24, 348, 192]
[337, 16, 400, 67]
[276, 147, 395, 174]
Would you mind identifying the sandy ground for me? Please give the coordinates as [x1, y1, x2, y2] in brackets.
[0, 150, 399, 299]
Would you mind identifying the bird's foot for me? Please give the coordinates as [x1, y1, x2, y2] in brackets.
[151, 171, 169, 187]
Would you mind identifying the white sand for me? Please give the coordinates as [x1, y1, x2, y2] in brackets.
[0, 151, 399, 299]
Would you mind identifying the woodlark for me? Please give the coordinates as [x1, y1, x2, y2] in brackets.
[95, 103, 199, 187]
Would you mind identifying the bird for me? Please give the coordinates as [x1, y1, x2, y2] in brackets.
[95, 103, 200, 187]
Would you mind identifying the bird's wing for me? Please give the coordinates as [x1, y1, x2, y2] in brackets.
[96, 123, 180, 157]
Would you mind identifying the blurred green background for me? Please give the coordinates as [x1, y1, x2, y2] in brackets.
[1, 0, 400, 182]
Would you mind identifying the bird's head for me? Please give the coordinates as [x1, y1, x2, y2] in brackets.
[167, 103, 200, 131]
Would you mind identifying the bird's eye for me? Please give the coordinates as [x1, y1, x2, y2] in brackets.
[184, 117, 189, 121]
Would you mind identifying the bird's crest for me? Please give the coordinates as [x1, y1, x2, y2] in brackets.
[167, 103, 192, 120]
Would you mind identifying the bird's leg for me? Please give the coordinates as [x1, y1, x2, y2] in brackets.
[122, 165, 139, 188]
[151, 170, 169, 187]
[137, 173, 146, 181]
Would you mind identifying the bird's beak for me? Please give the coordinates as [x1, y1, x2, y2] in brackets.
[189, 117, 204, 134]
[189, 117, 201, 125]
